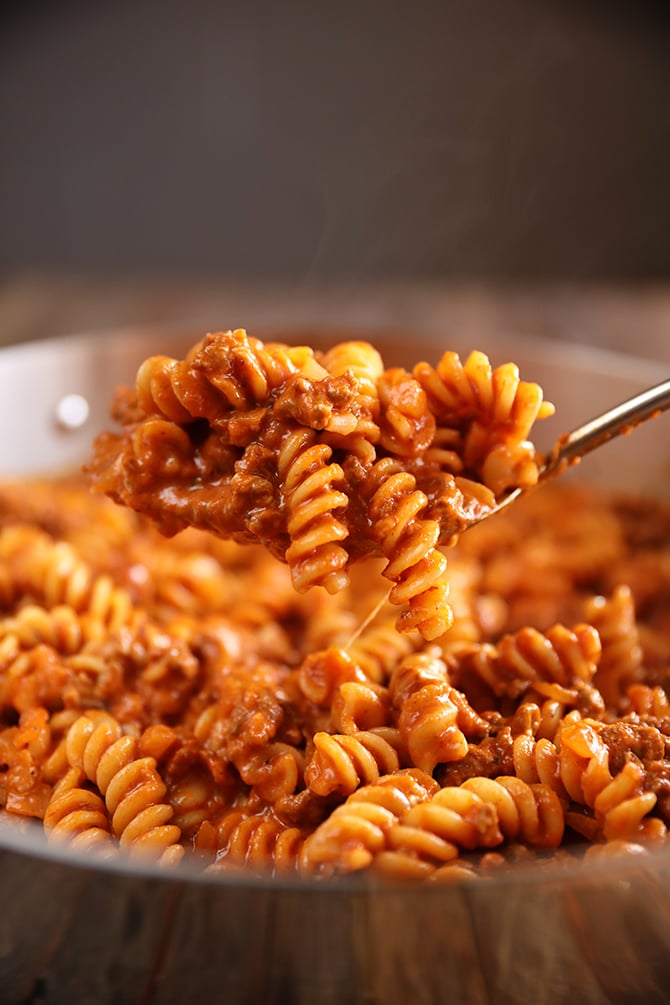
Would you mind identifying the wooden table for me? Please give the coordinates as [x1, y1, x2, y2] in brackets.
[1, 273, 669, 364]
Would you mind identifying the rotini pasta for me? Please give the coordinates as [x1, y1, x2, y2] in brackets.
[389, 651, 470, 773]
[87, 333, 550, 639]
[0, 332, 668, 881]
[64, 712, 184, 864]
[454, 622, 602, 702]
[460, 776, 565, 848]
[413, 349, 554, 494]
[277, 427, 350, 595]
[200, 808, 306, 875]
[362, 458, 453, 639]
[44, 766, 113, 854]
[558, 719, 663, 843]
[584, 585, 643, 709]
[300, 770, 439, 875]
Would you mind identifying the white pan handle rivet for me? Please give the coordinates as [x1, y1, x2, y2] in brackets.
[54, 393, 90, 431]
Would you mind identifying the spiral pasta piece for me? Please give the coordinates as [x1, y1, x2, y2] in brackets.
[414, 350, 493, 419]
[511, 732, 566, 798]
[624, 684, 670, 720]
[2, 587, 137, 655]
[0, 529, 136, 641]
[460, 776, 565, 848]
[414, 349, 554, 434]
[1, 604, 85, 655]
[44, 766, 113, 854]
[365, 459, 452, 640]
[321, 340, 383, 396]
[559, 719, 612, 807]
[558, 720, 660, 842]
[201, 332, 325, 408]
[331, 679, 393, 734]
[300, 769, 438, 875]
[138, 330, 322, 418]
[235, 742, 305, 803]
[593, 761, 660, 842]
[0, 633, 74, 718]
[583, 839, 649, 861]
[387, 785, 504, 865]
[413, 350, 554, 493]
[421, 427, 465, 475]
[320, 340, 382, 444]
[24, 538, 92, 611]
[295, 646, 367, 709]
[533, 701, 582, 743]
[206, 809, 305, 874]
[376, 368, 435, 458]
[135, 354, 220, 423]
[462, 623, 601, 700]
[389, 651, 469, 773]
[302, 798, 396, 874]
[585, 585, 643, 709]
[165, 771, 220, 839]
[278, 428, 350, 594]
[304, 728, 403, 797]
[65, 714, 183, 864]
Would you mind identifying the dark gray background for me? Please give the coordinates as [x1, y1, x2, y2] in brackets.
[2, 0, 670, 281]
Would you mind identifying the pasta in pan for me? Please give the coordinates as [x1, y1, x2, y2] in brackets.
[0, 331, 668, 880]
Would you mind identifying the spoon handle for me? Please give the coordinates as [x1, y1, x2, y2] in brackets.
[543, 375, 670, 478]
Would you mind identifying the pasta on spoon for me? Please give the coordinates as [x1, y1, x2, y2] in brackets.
[87, 330, 554, 640]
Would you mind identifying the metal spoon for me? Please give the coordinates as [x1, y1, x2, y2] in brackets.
[472, 374, 670, 524]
